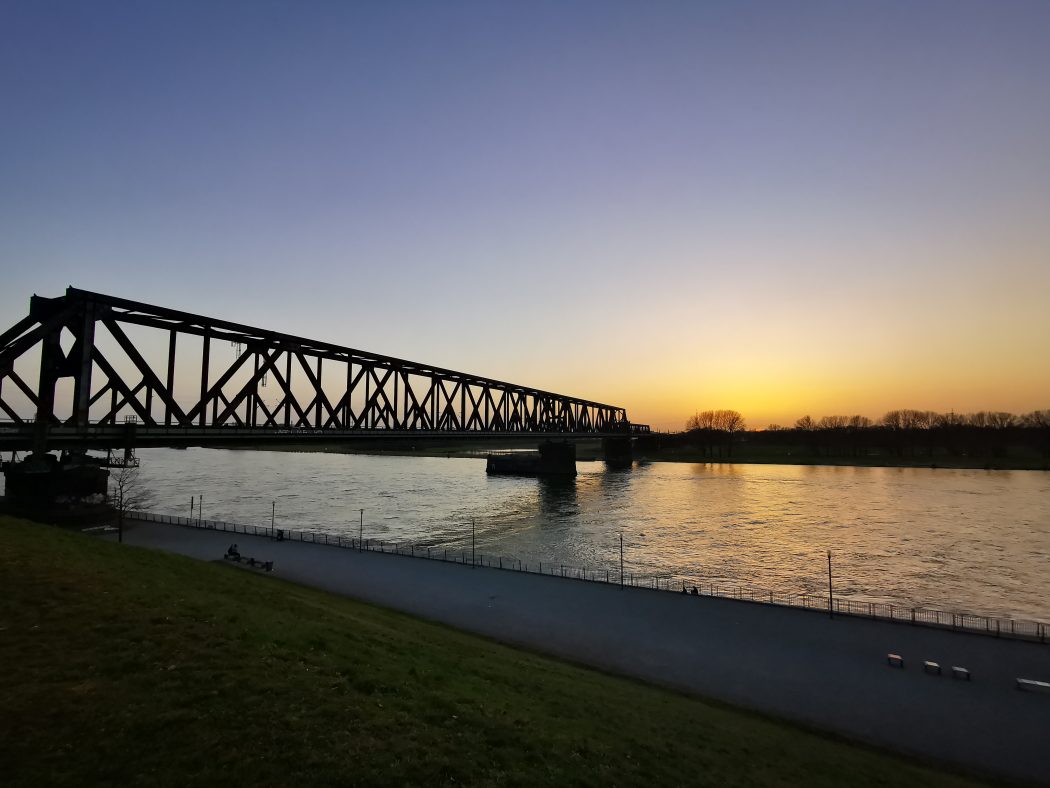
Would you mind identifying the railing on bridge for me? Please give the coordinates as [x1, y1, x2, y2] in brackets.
[0, 288, 640, 451]
[129, 509, 1048, 645]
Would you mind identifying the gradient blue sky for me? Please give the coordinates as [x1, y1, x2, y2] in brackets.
[2, 1, 1048, 429]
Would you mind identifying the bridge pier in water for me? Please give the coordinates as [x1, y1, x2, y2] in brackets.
[601, 437, 633, 467]
[486, 441, 577, 477]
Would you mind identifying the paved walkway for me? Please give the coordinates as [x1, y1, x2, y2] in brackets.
[118, 520, 1049, 785]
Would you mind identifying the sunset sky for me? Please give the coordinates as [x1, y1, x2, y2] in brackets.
[2, 1, 1048, 430]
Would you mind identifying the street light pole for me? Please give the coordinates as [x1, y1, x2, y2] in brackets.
[827, 550, 834, 619]
[620, 532, 624, 588]
[359, 509, 363, 552]
[271, 500, 275, 541]
[472, 519, 476, 568]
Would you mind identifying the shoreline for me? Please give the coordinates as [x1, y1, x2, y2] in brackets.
[116, 518, 1050, 785]
[204, 442, 1050, 471]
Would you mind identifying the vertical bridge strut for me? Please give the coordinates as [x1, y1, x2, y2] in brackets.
[0, 287, 639, 450]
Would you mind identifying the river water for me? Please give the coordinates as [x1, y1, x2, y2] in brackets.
[47, 448, 1050, 621]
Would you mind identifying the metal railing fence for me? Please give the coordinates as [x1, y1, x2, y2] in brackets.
[127, 510, 1048, 644]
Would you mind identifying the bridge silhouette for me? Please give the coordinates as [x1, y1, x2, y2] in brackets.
[0, 288, 646, 454]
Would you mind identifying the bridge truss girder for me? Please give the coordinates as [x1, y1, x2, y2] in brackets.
[0, 288, 633, 452]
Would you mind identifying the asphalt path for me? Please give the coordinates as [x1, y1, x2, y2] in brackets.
[117, 519, 1050, 785]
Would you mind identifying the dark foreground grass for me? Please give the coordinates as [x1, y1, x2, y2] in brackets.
[0, 517, 987, 788]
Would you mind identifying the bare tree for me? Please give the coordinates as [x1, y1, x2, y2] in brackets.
[898, 409, 932, 429]
[712, 409, 745, 457]
[110, 465, 155, 544]
[967, 411, 989, 428]
[881, 410, 903, 430]
[987, 411, 1017, 429]
[817, 415, 848, 430]
[795, 415, 815, 431]
[686, 410, 717, 431]
[1021, 410, 1050, 428]
[933, 411, 965, 428]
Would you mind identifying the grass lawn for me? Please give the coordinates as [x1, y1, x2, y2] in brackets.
[0, 516, 988, 787]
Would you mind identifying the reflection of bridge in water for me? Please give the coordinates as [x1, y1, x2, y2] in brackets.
[0, 289, 646, 495]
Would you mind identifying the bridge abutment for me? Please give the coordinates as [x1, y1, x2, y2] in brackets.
[2, 451, 109, 508]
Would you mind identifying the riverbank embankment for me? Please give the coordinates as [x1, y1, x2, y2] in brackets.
[3, 516, 986, 787]
[119, 518, 1050, 785]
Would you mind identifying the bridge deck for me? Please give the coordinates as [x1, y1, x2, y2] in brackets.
[0, 424, 641, 451]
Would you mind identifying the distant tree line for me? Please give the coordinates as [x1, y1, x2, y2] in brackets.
[682, 409, 746, 458]
[652, 409, 1050, 463]
[773, 410, 1050, 460]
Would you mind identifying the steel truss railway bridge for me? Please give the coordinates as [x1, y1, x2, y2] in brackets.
[0, 288, 647, 457]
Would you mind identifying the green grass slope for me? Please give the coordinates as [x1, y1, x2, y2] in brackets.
[0, 516, 987, 787]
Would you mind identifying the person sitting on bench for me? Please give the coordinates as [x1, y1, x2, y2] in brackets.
[225, 543, 240, 559]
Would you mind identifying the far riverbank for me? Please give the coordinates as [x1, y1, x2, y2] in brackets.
[216, 439, 1050, 470]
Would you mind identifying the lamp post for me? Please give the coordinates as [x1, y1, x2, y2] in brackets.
[827, 550, 834, 619]
[472, 519, 476, 568]
[271, 500, 275, 541]
[359, 509, 363, 552]
[620, 532, 624, 588]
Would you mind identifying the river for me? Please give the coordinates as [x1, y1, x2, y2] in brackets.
[27, 448, 1050, 622]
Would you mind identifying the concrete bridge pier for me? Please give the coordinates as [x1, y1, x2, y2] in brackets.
[486, 441, 577, 477]
[601, 437, 633, 467]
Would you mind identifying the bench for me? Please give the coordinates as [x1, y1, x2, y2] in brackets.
[1016, 678, 1050, 694]
[886, 653, 904, 668]
[223, 554, 274, 572]
[951, 666, 970, 681]
[923, 661, 941, 675]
